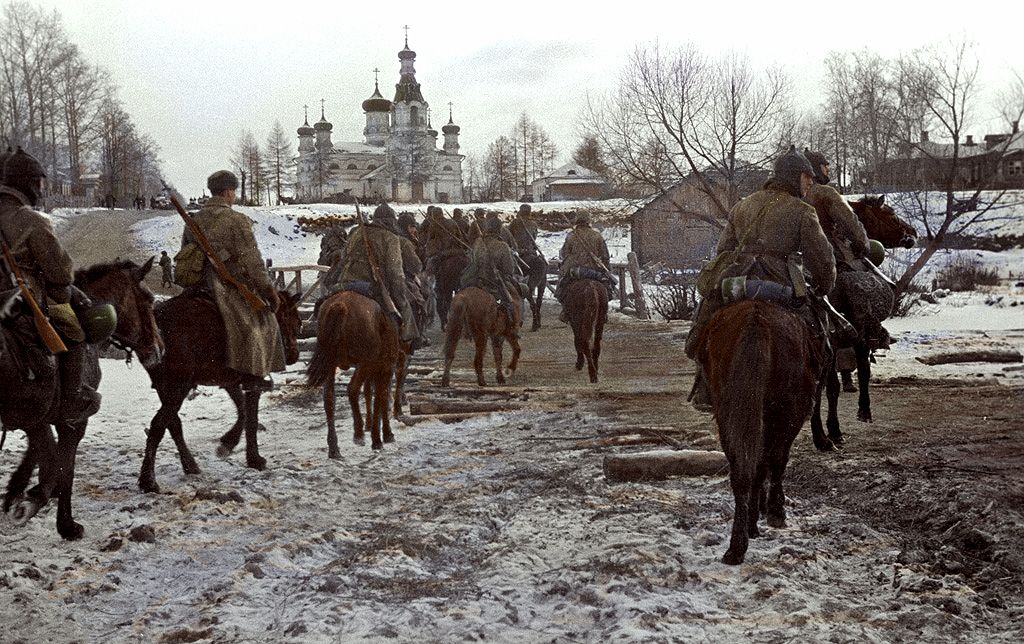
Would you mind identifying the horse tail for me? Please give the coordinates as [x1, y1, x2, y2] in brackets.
[444, 295, 466, 359]
[716, 306, 770, 482]
[306, 302, 343, 388]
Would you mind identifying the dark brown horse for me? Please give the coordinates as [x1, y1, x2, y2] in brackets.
[306, 290, 402, 454]
[810, 195, 917, 450]
[138, 289, 301, 493]
[440, 286, 522, 387]
[3, 259, 163, 539]
[434, 253, 469, 329]
[521, 253, 548, 332]
[696, 300, 825, 564]
[564, 278, 608, 383]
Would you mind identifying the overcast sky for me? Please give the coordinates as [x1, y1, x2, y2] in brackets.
[36, 0, 1022, 197]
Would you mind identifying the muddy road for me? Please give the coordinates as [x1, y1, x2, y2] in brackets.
[1, 292, 1022, 641]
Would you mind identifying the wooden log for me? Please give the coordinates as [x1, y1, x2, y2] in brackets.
[398, 411, 496, 426]
[627, 252, 650, 320]
[916, 349, 1023, 366]
[409, 399, 522, 415]
[603, 449, 728, 481]
[616, 265, 628, 311]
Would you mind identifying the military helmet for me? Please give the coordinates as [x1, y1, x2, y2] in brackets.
[81, 303, 118, 344]
[867, 239, 886, 266]
[2, 146, 47, 206]
[372, 202, 398, 231]
[207, 170, 238, 195]
[573, 212, 591, 226]
[803, 148, 829, 184]
[772, 145, 815, 196]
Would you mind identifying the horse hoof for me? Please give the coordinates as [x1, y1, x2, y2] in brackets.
[328, 450, 341, 460]
[721, 549, 745, 566]
[440, 377, 450, 388]
[246, 456, 267, 471]
[383, 434, 395, 444]
[767, 515, 786, 529]
[371, 442, 383, 451]
[216, 443, 234, 458]
[828, 434, 845, 446]
[857, 412, 873, 423]
[353, 436, 365, 446]
[813, 438, 837, 452]
[747, 524, 761, 539]
[139, 478, 161, 494]
[58, 520, 85, 541]
[258, 423, 268, 433]
[8, 499, 41, 526]
[589, 376, 598, 384]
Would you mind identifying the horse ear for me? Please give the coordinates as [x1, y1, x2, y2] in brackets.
[877, 194, 885, 205]
[288, 291, 302, 306]
[136, 256, 155, 281]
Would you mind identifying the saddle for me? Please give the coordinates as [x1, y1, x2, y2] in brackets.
[1, 306, 57, 382]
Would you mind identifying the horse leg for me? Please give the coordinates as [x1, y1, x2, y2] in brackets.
[507, 332, 522, 375]
[747, 460, 768, 539]
[349, 367, 366, 446]
[474, 332, 487, 387]
[12, 425, 58, 525]
[855, 342, 873, 422]
[140, 387, 188, 492]
[532, 279, 544, 332]
[217, 384, 246, 456]
[381, 370, 395, 444]
[810, 361, 836, 452]
[323, 368, 341, 459]
[491, 335, 506, 385]
[393, 351, 408, 418]
[242, 387, 266, 470]
[166, 412, 200, 476]
[574, 321, 586, 371]
[723, 462, 753, 566]
[826, 366, 843, 445]
[54, 420, 87, 540]
[5, 431, 41, 512]
[593, 311, 606, 380]
[765, 440, 794, 529]
[440, 311, 461, 388]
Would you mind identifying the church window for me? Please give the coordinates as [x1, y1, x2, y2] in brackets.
[567, 169, 577, 175]
[347, 163, 358, 170]
[329, 163, 340, 170]
[443, 165, 452, 171]
[410, 106, 419, 126]
[367, 164, 377, 170]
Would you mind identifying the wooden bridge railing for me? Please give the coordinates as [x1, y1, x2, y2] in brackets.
[268, 263, 331, 305]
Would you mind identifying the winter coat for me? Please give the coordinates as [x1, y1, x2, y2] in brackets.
[318, 225, 349, 266]
[558, 224, 610, 278]
[399, 235, 423, 277]
[422, 216, 463, 260]
[510, 216, 541, 259]
[804, 183, 869, 266]
[717, 183, 836, 295]
[461, 234, 516, 296]
[182, 196, 284, 377]
[339, 223, 408, 318]
[0, 187, 74, 304]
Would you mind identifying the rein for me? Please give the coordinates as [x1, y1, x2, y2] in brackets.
[107, 334, 135, 366]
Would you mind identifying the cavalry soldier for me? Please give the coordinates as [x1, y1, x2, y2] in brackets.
[452, 208, 470, 242]
[0, 147, 101, 421]
[467, 208, 487, 246]
[338, 203, 417, 346]
[554, 212, 611, 320]
[487, 210, 518, 255]
[509, 203, 545, 273]
[181, 170, 285, 389]
[421, 205, 463, 275]
[397, 211, 429, 349]
[461, 217, 519, 328]
[685, 147, 836, 409]
[318, 221, 349, 269]
[159, 250, 174, 287]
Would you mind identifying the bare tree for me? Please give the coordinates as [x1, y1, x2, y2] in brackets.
[582, 44, 793, 228]
[481, 135, 516, 201]
[572, 135, 609, 177]
[265, 121, 292, 205]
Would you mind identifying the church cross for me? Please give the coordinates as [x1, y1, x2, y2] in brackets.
[320, 98, 325, 119]
[303, 104, 308, 123]
[448, 101, 453, 121]
[373, 67, 380, 87]
[403, 25, 410, 46]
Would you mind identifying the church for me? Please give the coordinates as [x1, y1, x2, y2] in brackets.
[293, 35, 464, 204]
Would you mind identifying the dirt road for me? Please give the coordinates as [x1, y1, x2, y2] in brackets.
[1, 290, 1022, 641]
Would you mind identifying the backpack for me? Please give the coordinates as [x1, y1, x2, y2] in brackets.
[172, 242, 205, 287]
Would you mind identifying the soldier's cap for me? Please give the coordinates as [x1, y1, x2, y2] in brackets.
[574, 212, 591, 225]
[481, 217, 501, 235]
[207, 170, 239, 195]
[2, 146, 47, 182]
[773, 145, 815, 187]
[452, 208, 463, 216]
[518, 203, 532, 214]
[803, 148, 830, 184]
[397, 212, 417, 229]
[372, 202, 397, 229]
[474, 208, 486, 218]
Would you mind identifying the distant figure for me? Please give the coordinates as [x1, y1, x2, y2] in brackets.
[159, 250, 174, 287]
[104, 193, 116, 209]
[150, 196, 157, 209]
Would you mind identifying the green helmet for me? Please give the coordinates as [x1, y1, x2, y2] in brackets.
[81, 303, 117, 344]
[867, 239, 885, 266]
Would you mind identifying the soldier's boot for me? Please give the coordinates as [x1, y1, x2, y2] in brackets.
[840, 370, 857, 392]
[687, 367, 713, 413]
[555, 278, 569, 323]
[58, 341, 101, 422]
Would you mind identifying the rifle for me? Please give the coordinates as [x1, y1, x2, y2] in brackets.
[0, 239, 67, 354]
[355, 202, 399, 318]
[163, 182, 266, 312]
[559, 212, 612, 275]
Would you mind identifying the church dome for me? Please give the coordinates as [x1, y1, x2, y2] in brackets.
[442, 118, 460, 135]
[314, 115, 332, 131]
[362, 83, 392, 113]
[297, 120, 315, 136]
[399, 45, 416, 61]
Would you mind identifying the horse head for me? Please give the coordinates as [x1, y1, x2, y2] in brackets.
[74, 257, 165, 368]
[275, 290, 303, 366]
[851, 195, 917, 249]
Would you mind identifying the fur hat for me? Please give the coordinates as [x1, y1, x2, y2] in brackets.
[372, 202, 398, 231]
[573, 212, 591, 226]
[207, 170, 239, 195]
[772, 146, 814, 196]
[803, 148, 829, 184]
[397, 212, 417, 230]
[1, 147, 47, 206]
[481, 217, 501, 235]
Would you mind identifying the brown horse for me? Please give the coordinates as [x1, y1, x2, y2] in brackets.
[696, 300, 825, 564]
[138, 289, 301, 493]
[564, 278, 608, 383]
[440, 286, 522, 387]
[434, 252, 469, 329]
[3, 259, 163, 539]
[306, 290, 401, 455]
[809, 194, 918, 450]
[522, 253, 548, 332]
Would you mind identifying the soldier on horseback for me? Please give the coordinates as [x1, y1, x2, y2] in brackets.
[0, 147, 105, 422]
[338, 203, 418, 347]
[685, 146, 837, 410]
[178, 170, 285, 390]
[397, 211, 429, 349]
[460, 217, 519, 330]
[510, 204, 545, 273]
[452, 208, 470, 242]
[421, 205, 464, 276]
[554, 212, 612, 322]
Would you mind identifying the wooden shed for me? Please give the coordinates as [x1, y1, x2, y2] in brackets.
[630, 180, 725, 269]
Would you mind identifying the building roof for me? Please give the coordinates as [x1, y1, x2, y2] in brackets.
[532, 161, 602, 184]
[362, 81, 392, 113]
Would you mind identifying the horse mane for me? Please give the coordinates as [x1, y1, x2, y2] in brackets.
[74, 260, 140, 285]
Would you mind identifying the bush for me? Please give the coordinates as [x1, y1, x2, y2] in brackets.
[935, 256, 1002, 291]
[891, 282, 929, 317]
[650, 283, 698, 321]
